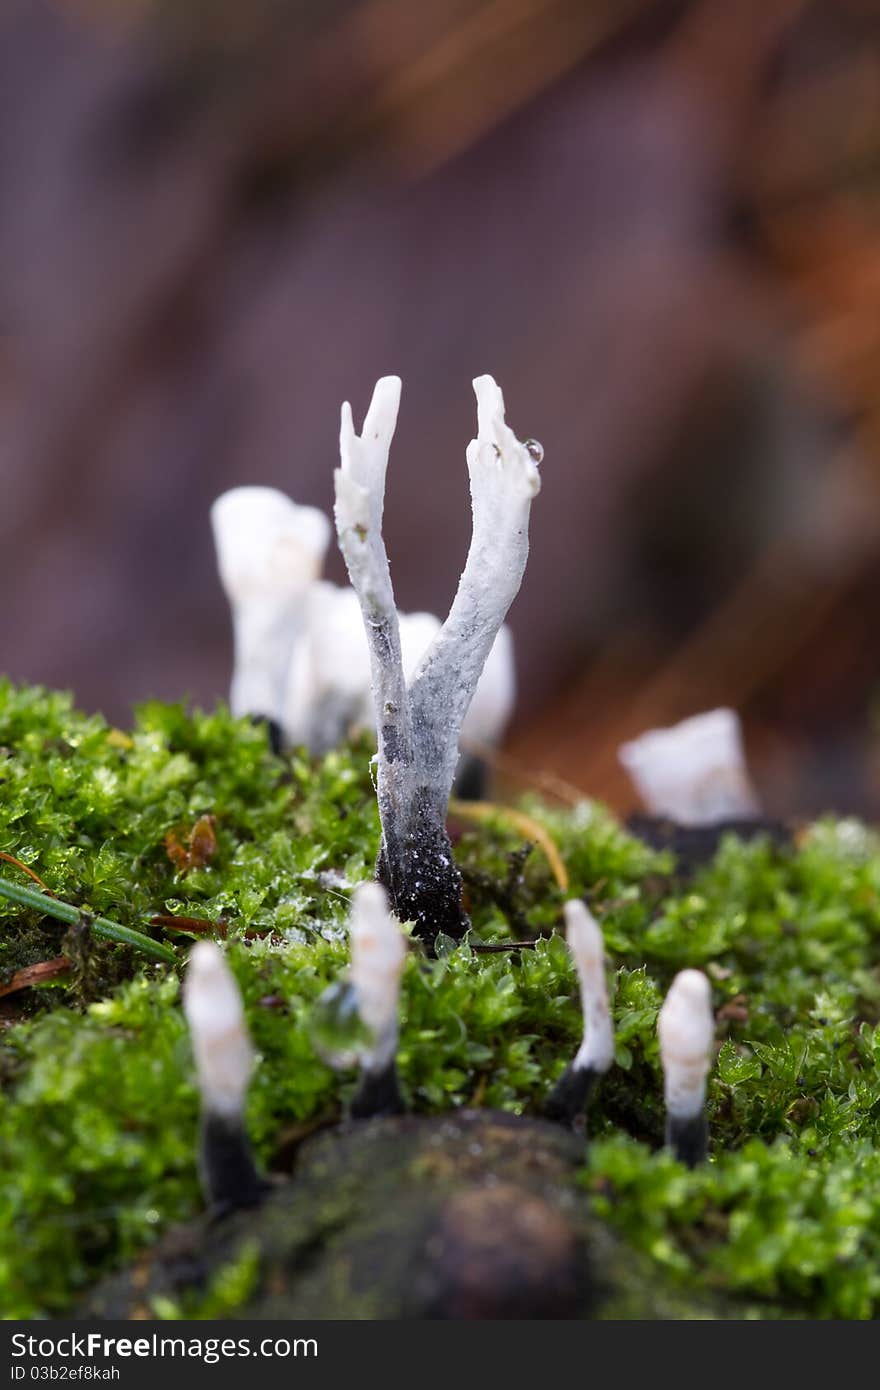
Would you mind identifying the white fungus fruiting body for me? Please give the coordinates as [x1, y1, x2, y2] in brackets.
[564, 899, 615, 1074]
[333, 374, 540, 935]
[183, 940, 255, 1119]
[407, 375, 541, 797]
[283, 583, 513, 758]
[618, 708, 759, 825]
[284, 583, 373, 752]
[349, 881, 407, 1073]
[657, 969, 715, 1120]
[211, 487, 331, 726]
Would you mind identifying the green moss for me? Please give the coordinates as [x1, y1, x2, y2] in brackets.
[2, 681, 880, 1318]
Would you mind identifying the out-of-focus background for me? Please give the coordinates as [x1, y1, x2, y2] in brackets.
[3, 0, 880, 818]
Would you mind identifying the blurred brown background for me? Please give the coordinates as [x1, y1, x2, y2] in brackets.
[3, 0, 880, 817]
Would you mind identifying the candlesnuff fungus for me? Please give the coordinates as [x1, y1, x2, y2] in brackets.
[211, 486, 331, 749]
[212, 485, 515, 769]
[284, 588, 515, 781]
[347, 881, 408, 1119]
[545, 900, 614, 1126]
[618, 707, 760, 826]
[183, 940, 266, 1213]
[334, 375, 541, 938]
[657, 968, 715, 1168]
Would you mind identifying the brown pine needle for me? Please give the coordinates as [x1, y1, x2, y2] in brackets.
[149, 914, 226, 937]
[0, 852, 55, 895]
[448, 798, 569, 893]
[0, 956, 71, 999]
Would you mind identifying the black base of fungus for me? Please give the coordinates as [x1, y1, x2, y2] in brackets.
[350, 1063, 406, 1120]
[249, 714, 284, 757]
[201, 1113, 268, 1215]
[377, 825, 469, 943]
[544, 1063, 600, 1129]
[667, 1111, 708, 1169]
[627, 814, 791, 872]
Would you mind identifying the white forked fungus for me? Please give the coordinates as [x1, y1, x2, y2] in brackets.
[334, 375, 540, 934]
[406, 375, 540, 796]
[349, 881, 407, 1074]
[618, 708, 759, 825]
[211, 486, 331, 726]
[657, 969, 716, 1120]
[564, 899, 615, 1075]
[183, 940, 255, 1120]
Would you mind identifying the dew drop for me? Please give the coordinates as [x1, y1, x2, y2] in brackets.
[309, 978, 374, 1069]
[524, 438, 544, 464]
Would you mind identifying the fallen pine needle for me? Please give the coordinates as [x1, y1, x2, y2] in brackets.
[0, 956, 71, 998]
[0, 852, 55, 895]
[447, 799, 569, 892]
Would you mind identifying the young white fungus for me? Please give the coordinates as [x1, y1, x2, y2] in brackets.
[183, 940, 255, 1119]
[618, 708, 759, 825]
[564, 899, 615, 1074]
[349, 881, 407, 1073]
[211, 486, 330, 726]
[657, 968, 715, 1120]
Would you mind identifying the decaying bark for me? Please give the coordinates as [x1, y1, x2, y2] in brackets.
[79, 1110, 732, 1320]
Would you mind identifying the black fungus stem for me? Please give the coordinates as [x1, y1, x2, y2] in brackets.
[667, 1111, 708, 1168]
[349, 1063, 406, 1120]
[200, 1112, 268, 1215]
[544, 1062, 601, 1129]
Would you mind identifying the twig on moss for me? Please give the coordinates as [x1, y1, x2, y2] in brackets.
[0, 955, 71, 999]
[0, 876, 178, 965]
[448, 799, 569, 892]
[0, 852, 56, 895]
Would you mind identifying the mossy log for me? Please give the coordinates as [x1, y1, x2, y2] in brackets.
[80, 1111, 722, 1320]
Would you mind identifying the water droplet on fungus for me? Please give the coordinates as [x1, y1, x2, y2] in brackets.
[309, 979, 374, 1069]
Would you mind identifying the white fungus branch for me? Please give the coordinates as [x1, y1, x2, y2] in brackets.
[545, 900, 614, 1126]
[350, 881, 407, 1075]
[183, 940, 254, 1119]
[658, 968, 716, 1167]
[566, 900, 615, 1075]
[347, 882, 408, 1118]
[211, 487, 330, 730]
[333, 375, 541, 937]
[183, 941, 265, 1210]
[618, 708, 760, 825]
[408, 376, 541, 800]
[334, 378, 416, 879]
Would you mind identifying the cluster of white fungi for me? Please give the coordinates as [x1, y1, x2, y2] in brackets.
[193, 373, 763, 1211]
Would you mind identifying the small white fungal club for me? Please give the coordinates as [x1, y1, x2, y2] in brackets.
[334, 374, 541, 936]
[349, 882, 407, 1074]
[657, 969, 715, 1120]
[284, 583, 374, 752]
[211, 486, 331, 725]
[565, 899, 615, 1075]
[283, 585, 514, 760]
[183, 940, 255, 1119]
[618, 708, 759, 825]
